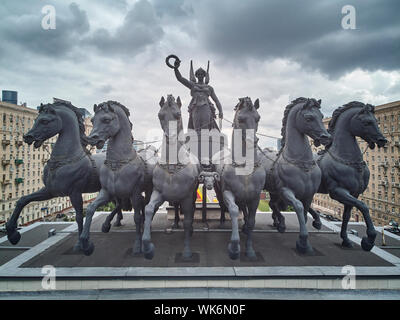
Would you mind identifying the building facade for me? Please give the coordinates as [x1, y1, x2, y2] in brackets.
[312, 100, 400, 227]
[0, 100, 97, 226]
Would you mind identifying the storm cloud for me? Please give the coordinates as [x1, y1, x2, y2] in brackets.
[189, 0, 400, 78]
[0, 2, 90, 58]
[85, 0, 164, 56]
[0, 0, 399, 148]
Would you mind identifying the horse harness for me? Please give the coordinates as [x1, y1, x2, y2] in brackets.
[217, 154, 262, 183]
[46, 150, 100, 190]
[321, 149, 367, 190]
[104, 154, 141, 172]
[47, 151, 87, 172]
[258, 146, 317, 192]
[322, 149, 366, 173]
[157, 162, 186, 175]
[281, 152, 317, 172]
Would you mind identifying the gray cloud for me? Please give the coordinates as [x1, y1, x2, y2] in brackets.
[0, 0, 399, 149]
[0, 2, 90, 58]
[85, 0, 164, 56]
[152, 0, 189, 18]
[189, 0, 400, 78]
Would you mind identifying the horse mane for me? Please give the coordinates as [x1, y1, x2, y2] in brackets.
[98, 100, 133, 131]
[39, 101, 90, 150]
[328, 101, 374, 135]
[280, 97, 321, 149]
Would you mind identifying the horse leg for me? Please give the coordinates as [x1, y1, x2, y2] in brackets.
[80, 189, 110, 255]
[302, 198, 315, 229]
[281, 187, 313, 254]
[270, 193, 286, 233]
[191, 187, 198, 236]
[271, 206, 278, 227]
[172, 203, 180, 229]
[241, 205, 249, 235]
[69, 192, 84, 251]
[308, 207, 322, 230]
[146, 188, 160, 220]
[114, 207, 123, 227]
[202, 185, 208, 228]
[131, 190, 145, 255]
[245, 200, 258, 259]
[219, 207, 226, 228]
[223, 190, 240, 260]
[341, 205, 353, 248]
[215, 184, 226, 228]
[102, 203, 120, 233]
[181, 197, 195, 260]
[142, 190, 164, 260]
[330, 187, 375, 251]
[6, 188, 52, 245]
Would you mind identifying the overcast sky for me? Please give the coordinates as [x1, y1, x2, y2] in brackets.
[1, 0, 399, 148]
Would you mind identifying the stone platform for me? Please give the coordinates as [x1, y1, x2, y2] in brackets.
[0, 210, 400, 295]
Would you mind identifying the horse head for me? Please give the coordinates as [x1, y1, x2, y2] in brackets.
[88, 101, 126, 149]
[23, 103, 63, 148]
[348, 102, 387, 149]
[294, 98, 331, 147]
[198, 171, 220, 190]
[233, 97, 261, 146]
[158, 95, 183, 140]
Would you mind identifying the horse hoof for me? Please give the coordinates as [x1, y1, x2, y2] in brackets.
[143, 241, 155, 260]
[312, 220, 322, 230]
[341, 239, 354, 248]
[82, 242, 95, 256]
[7, 230, 21, 245]
[101, 222, 111, 233]
[72, 242, 81, 252]
[132, 242, 142, 256]
[113, 221, 122, 227]
[246, 250, 257, 260]
[277, 224, 286, 233]
[228, 241, 240, 260]
[361, 237, 374, 251]
[172, 223, 179, 229]
[296, 240, 313, 255]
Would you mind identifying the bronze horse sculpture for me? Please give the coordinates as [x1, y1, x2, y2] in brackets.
[213, 97, 266, 259]
[83, 101, 151, 255]
[142, 95, 201, 260]
[100, 145, 159, 233]
[261, 98, 332, 254]
[5, 101, 122, 251]
[308, 101, 387, 250]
